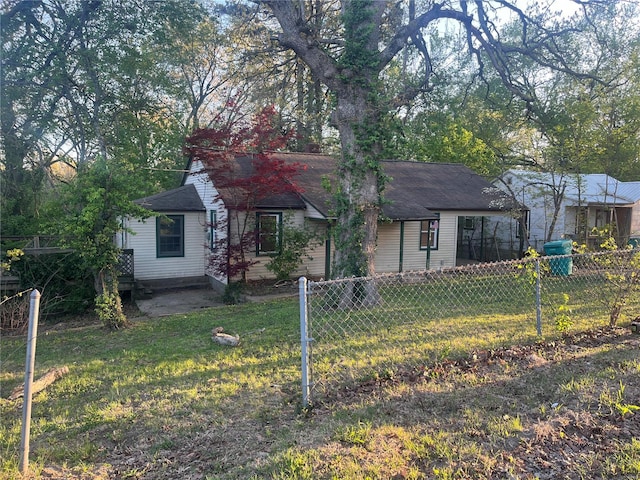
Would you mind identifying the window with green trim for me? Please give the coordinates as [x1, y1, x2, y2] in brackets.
[209, 211, 217, 250]
[419, 219, 439, 250]
[157, 215, 184, 257]
[256, 212, 281, 255]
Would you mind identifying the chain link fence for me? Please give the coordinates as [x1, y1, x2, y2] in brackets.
[299, 249, 640, 406]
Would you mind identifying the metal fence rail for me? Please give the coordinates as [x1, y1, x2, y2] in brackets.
[299, 249, 640, 406]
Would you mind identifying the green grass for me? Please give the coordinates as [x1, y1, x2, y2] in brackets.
[1, 299, 302, 478]
[2, 288, 639, 479]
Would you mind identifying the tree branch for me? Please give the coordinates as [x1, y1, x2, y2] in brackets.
[262, 0, 340, 89]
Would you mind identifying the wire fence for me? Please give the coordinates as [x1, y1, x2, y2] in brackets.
[299, 249, 640, 406]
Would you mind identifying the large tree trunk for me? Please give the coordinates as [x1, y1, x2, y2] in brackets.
[332, 87, 383, 306]
[332, 89, 381, 279]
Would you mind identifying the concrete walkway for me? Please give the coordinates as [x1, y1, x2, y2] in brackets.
[134, 286, 298, 317]
[135, 287, 224, 317]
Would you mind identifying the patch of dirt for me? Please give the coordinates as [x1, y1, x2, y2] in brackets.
[324, 327, 637, 398]
[239, 278, 300, 297]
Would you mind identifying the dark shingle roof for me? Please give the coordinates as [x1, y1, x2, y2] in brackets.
[134, 184, 205, 212]
[231, 156, 306, 210]
[187, 152, 517, 220]
[381, 160, 512, 212]
[269, 153, 515, 219]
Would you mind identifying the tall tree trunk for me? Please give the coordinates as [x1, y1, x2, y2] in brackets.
[332, 87, 382, 279]
[332, 86, 383, 306]
[546, 183, 567, 243]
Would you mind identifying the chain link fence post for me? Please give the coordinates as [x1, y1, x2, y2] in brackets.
[19, 289, 41, 475]
[299, 277, 312, 408]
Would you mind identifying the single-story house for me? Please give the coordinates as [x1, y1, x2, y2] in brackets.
[119, 152, 519, 289]
[489, 169, 640, 252]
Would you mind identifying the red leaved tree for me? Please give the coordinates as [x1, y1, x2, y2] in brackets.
[184, 106, 304, 282]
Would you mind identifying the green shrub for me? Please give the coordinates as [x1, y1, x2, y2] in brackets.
[222, 282, 244, 305]
[10, 251, 95, 318]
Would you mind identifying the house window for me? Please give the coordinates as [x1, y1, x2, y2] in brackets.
[595, 208, 611, 229]
[157, 215, 184, 257]
[420, 219, 439, 250]
[256, 213, 281, 255]
[209, 211, 217, 250]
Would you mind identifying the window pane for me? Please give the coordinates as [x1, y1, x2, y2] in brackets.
[420, 231, 429, 248]
[157, 215, 184, 257]
[159, 236, 181, 253]
[420, 219, 439, 250]
[258, 214, 279, 254]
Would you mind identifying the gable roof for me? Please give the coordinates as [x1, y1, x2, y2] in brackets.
[134, 184, 205, 212]
[269, 153, 516, 219]
[184, 152, 517, 220]
[226, 156, 307, 210]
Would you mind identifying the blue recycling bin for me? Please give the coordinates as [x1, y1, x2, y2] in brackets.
[543, 239, 573, 276]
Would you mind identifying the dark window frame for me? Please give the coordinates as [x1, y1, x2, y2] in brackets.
[209, 211, 217, 251]
[419, 219, 439, 250]
[463, 216, 476, 230]
[256, 212, 282, 255]
[156, 215, 184, 258]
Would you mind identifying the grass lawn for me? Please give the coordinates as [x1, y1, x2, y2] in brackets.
[2, 296, 640, 479]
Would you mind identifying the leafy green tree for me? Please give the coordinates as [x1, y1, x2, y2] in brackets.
[395, 115, 501, 177]
[43, 157, 151, 329]
[158, 10, 243, 134]
[215, 2, 333, 152]
[0, 0, 219, 238]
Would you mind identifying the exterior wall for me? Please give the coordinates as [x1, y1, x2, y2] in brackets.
[123, 211, 208, 281]
[232, 210, 328, 281]
[519, 188, 566, 246]
[378, 214, 459, 273]
[241, 213, 463, 280]
[492, 171, 640, 253]
[375, 222, 402, 272]
[184, 160, 228, 284]
[295, 220, 332, 279]
[490, 189, 567, 254]
[491, 172, 576, 253]
[564, 206, 579, 240]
